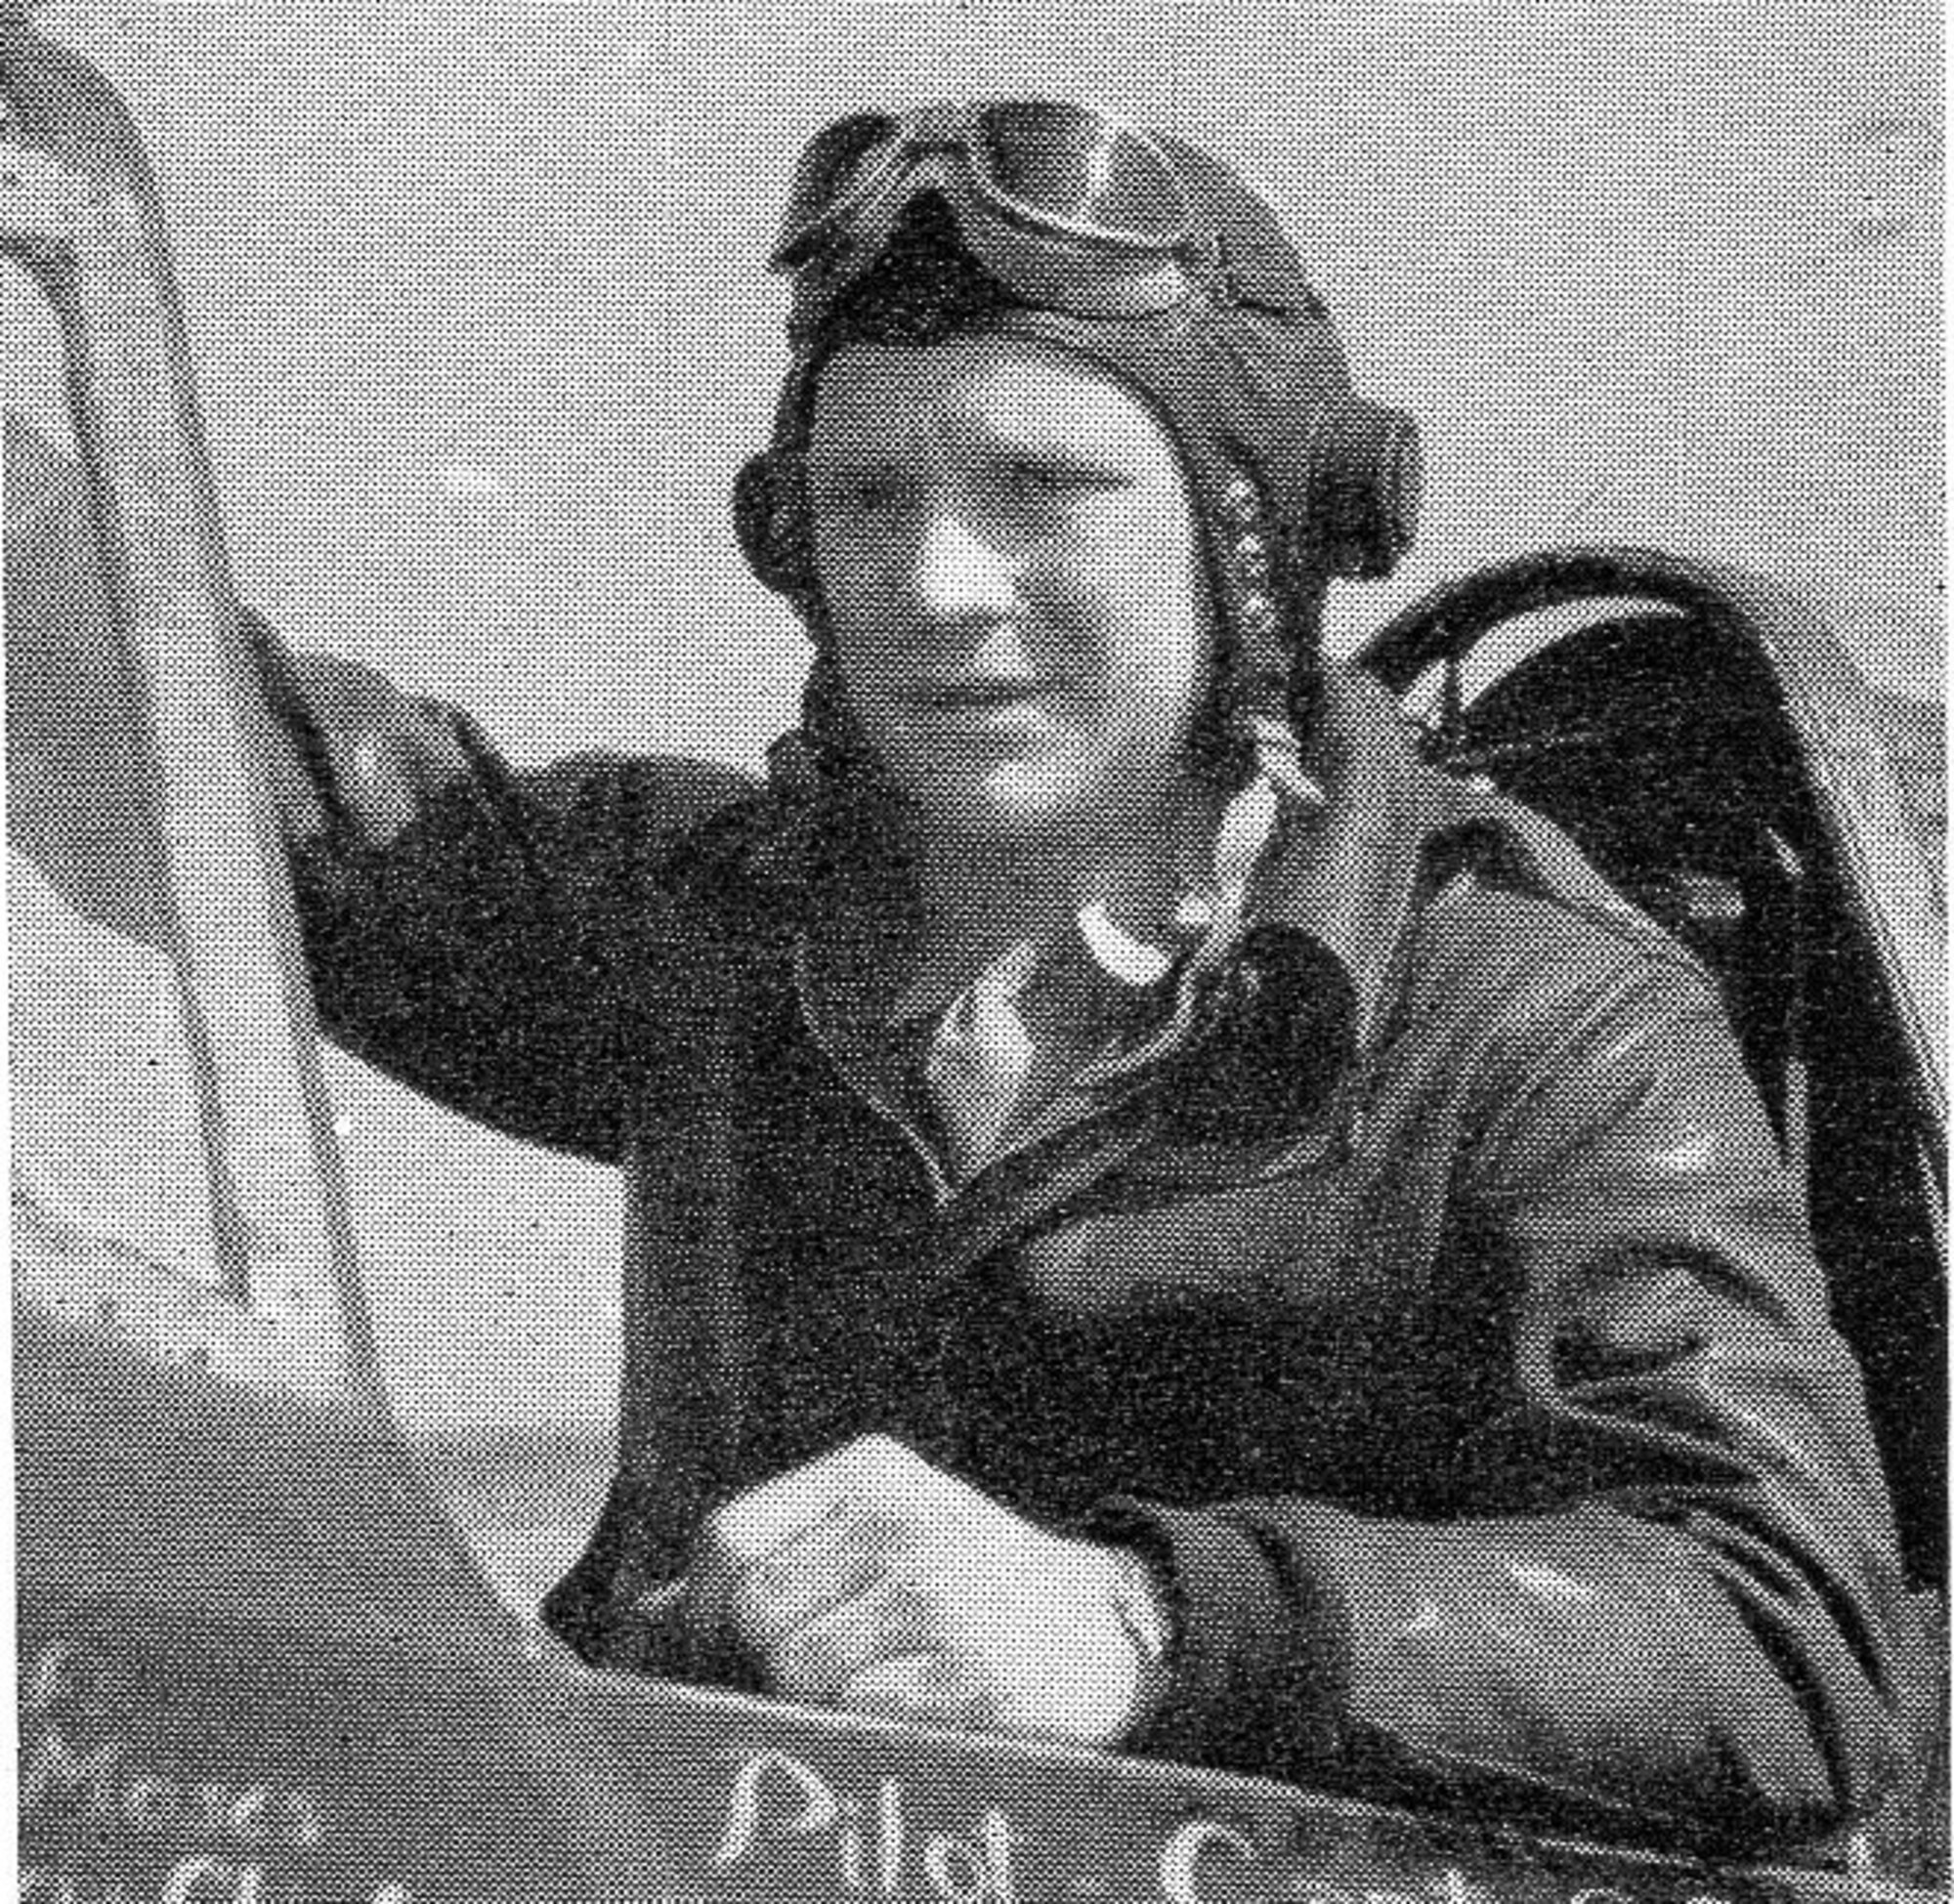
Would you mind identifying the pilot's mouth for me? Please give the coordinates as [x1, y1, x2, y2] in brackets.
[907, 680, 1049, 714]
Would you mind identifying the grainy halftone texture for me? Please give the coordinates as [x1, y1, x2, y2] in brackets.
[13, 0, 1935, 1459]
[9, 3, 1942, 1891]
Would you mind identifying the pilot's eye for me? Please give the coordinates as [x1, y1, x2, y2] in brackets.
[1006, 460, 1076, 495]
[816, 473, 907, 516]
[1002, 459, 1121, 498]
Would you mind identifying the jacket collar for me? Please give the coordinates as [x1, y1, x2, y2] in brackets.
[1242, 660, 1680, 1043]
[1245, 660, 1476, 1056]
[736, 661, 1480, 1067]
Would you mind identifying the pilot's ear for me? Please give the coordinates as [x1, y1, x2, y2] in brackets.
[733, 450, 818, 609]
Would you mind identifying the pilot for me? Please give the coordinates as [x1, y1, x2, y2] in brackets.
[14, 103, 1907, 1853]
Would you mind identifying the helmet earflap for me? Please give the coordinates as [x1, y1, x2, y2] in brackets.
[733, 450, 817, 604]
[734, 399, 1423, 610]
[1311, 400, 1423, 581]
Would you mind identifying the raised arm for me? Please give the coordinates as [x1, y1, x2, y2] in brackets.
[8, 420, 757, 1163]
[269, 629, 756, 1164]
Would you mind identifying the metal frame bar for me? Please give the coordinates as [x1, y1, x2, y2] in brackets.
[1, 28, 384, 1414]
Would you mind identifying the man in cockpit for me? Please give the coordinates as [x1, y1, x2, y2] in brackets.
[16, 104, 1910, 1853]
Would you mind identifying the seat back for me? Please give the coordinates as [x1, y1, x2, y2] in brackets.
[1357, 547, 1946, 1590]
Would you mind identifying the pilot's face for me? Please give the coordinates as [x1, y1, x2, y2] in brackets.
[806, 335, 1209, 848]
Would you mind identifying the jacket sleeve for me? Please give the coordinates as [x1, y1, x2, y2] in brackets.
[8, 420, 755, 1162]
[249, 617, 758, 1163]
[1092, 951, 1909, 1853]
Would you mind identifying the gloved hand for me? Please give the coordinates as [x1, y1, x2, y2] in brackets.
[682, 1432, 1172, 1745]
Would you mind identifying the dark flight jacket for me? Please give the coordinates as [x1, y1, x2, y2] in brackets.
[259, 629, 1906, 1856]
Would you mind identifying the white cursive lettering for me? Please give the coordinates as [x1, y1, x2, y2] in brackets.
[1436, 1871, 1506, 1904]
[1159, 1817, 1258, 1903]
[715, 1750, 1019, 1900]
[715, 1749, 843, 1866]
[21, 1728, 121, 1817]
[22, 1641, 108, 1722]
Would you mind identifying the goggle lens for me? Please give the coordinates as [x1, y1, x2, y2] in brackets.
[971, 103, 1189, 246]
[773, 113, 905, 268]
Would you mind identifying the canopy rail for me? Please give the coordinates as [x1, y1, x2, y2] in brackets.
[1, 22, 383, 1413]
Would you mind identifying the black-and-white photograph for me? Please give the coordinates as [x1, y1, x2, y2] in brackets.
[5, 3, 1943, 1899]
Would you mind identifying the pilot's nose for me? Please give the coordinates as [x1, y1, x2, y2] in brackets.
[900, 507, 1020, 628]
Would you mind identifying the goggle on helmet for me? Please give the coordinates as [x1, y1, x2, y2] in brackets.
[748, 101, 1423, 596]
[770, 101, 1311, 334]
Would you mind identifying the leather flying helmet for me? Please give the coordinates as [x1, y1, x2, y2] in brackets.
[734, 104, 1423, 777]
